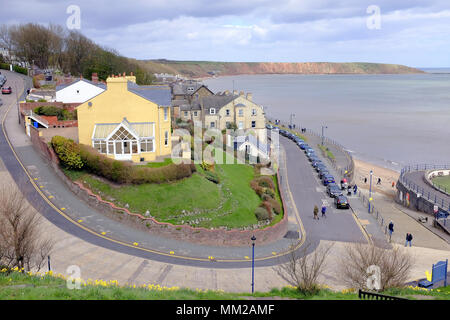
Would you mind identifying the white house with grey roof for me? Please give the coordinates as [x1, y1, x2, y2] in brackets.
[56, 76, 106, 103]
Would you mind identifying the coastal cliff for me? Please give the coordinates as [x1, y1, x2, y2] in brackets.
[143, 60, 425, 78]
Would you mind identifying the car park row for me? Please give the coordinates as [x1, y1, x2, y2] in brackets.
[267, 124, 350, 210]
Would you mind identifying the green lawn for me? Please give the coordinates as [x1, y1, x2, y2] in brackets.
[69, 155, 264, 229]
[1, 270, 449, 300]
[141, 158, 173, 168]
[432, 176, 450, 192]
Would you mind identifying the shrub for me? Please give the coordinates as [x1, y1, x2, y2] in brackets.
[263, 188, 275, 199]
[12, 65, 28, 75]
[255, 207, 270, 221]
[0, 62, 10, 70]
[255, 176, 275, 189]
[262, 201, 273, 220]
[51, 136, 83, 170]
[267, 198, 282, 214]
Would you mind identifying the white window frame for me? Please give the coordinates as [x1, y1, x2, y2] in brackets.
[238, 109, 244, 117]
[164, 107, 168, 121]
[164, 131, 169, 146]
[251, 120, 256, 128]
[193, 111, 198, 116]
[210, 108, 216, 115]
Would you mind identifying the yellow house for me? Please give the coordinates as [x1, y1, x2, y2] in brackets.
[77, 73, 172, 163]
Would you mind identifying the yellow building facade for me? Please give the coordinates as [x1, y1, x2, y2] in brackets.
[77, 74, 172, 163]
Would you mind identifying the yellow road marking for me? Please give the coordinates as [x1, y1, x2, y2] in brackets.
[169, 251, 175, 255]
[61, 207, 66, 211]
[101, 232, 106, 235]
[77, 219, 83, 223]
[133, 242, 139, 246]
[244, 256, 249, 260]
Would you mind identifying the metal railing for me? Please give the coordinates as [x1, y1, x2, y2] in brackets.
[357, 190, 392, 242]
[358, 289, 407, 300]
[399, 164, 450, 213]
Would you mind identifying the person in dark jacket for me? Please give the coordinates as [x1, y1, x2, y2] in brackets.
[388, 221, 394, 241]
[405, 233, 413, 247]
[321, 205, 327, 218]
[353, 184, 358, 195]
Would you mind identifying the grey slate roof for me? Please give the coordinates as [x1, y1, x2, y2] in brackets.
[127, 82, 172, 106]
[172, 81, 213, 96]
[55, 78, 106, 91]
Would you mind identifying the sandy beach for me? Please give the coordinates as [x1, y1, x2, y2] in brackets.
[352, 158, 400, 199]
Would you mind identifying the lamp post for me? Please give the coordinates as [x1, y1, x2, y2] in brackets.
[289, 113, 295, 128]
[368, 170, 373, 213]
[251, 235, 256, 294]
[321, 125, 328, 146]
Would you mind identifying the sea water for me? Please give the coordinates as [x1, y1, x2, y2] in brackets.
[204, 72, 450, 172]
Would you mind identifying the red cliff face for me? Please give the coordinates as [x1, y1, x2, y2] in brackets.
[149, 60, 425, 78]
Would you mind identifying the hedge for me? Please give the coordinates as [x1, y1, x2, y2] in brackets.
[50, 136, 195, 184]
[0, 63, 10, 70]
[51, 136, 83, 170]
[12, 65, 28, 75]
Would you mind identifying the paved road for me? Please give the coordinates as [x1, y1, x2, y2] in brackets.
[280, 135, 370, 245]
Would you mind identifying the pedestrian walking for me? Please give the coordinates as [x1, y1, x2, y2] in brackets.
[347, 185, 352, 196]
[321, 205, 327, 218]
[377, 177, 382, 185]
[353, 184, 358, 195]
[392, 181, 395, 188]
[313, 205, 319, 220]
[405, 233, 413, 247]
[364, 177, 367, 183]
[388, 221, 394, 242]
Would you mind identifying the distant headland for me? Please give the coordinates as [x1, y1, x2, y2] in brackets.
[142, 60, 425, 78]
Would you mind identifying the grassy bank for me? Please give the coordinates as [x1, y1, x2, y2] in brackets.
[318, 144, 336, 160]
[432, 176, 450, 193]
[1, 269, 449, 300]
[63, 159, 272, 229]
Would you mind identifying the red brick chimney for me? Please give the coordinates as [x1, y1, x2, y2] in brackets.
[91, 73, 98, 84]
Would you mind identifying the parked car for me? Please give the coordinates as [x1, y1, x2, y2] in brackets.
[299, 143, 307, 150]
[0, 75, 6, 86]
[312, 160, 322, 169]
[266, 124, 274, 130]
[322, 174, 335, 186]
[279, 129, 287, 136]
[315, 163, 327, 172]
[318, 168, 330, 179]
[327, 183, 343, 198]
[309, 155, 320, 163]
[335, 195, 350, 209]
[1, 86, 12, 94]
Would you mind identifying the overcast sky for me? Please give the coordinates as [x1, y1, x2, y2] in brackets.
[3, 0, 450, 67]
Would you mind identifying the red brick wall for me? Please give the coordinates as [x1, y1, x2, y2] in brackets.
[29, 126, 60, 164]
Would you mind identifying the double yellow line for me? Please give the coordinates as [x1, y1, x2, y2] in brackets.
[1, 82, 306, 264]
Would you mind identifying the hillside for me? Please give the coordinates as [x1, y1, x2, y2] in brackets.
[143, 60, 425, 78]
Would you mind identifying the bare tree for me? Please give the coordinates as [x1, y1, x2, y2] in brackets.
[336, 242, 414, 291]
[0, 184, 54, 271]
[274, 242, 333, 295]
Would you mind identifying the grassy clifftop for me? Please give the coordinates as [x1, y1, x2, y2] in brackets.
[143, 60, 425, 78]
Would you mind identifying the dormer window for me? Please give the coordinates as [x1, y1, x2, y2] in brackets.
[252, 109, 257, 116]
[210, 108, 216, 115]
